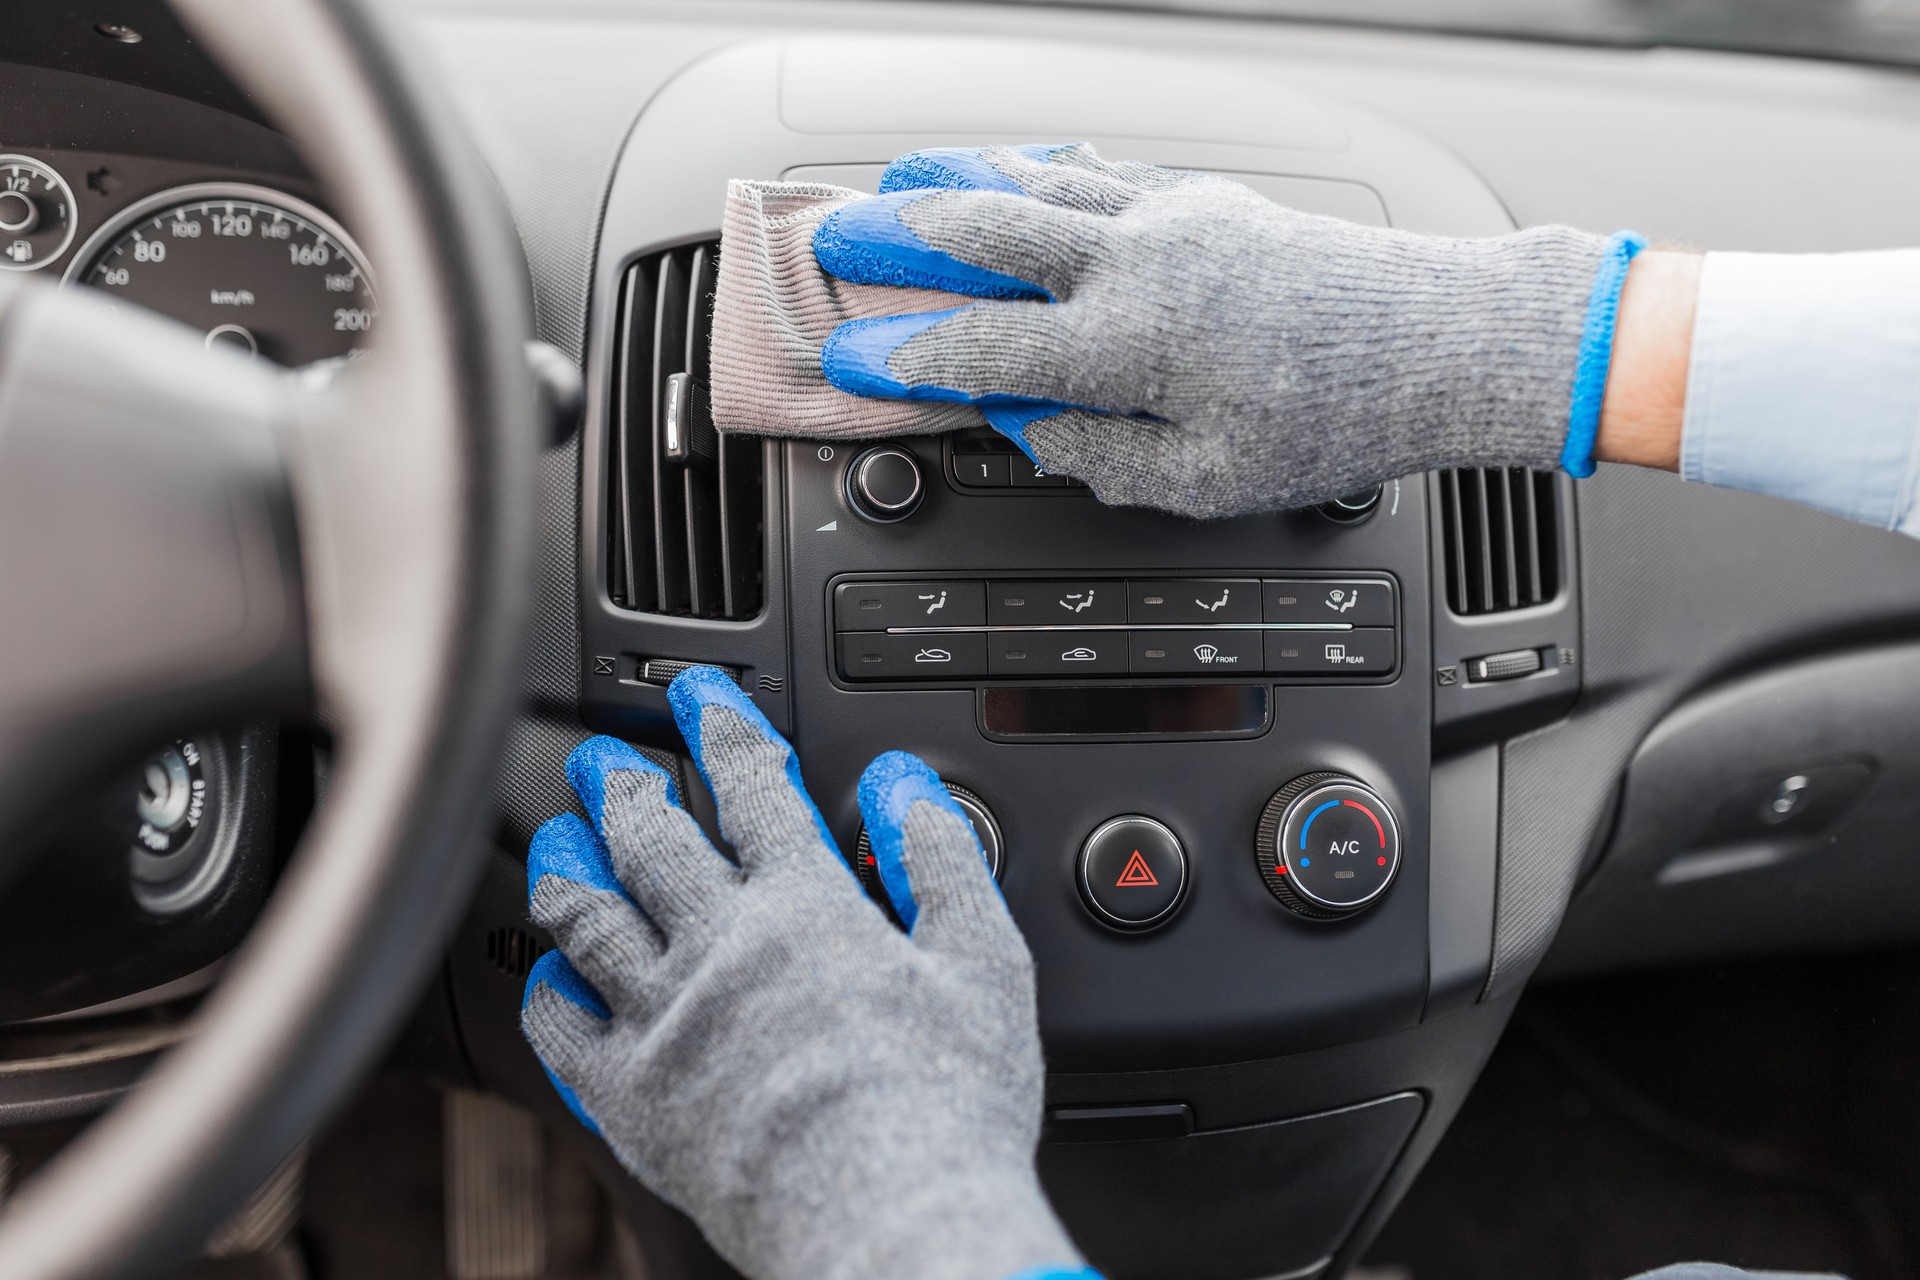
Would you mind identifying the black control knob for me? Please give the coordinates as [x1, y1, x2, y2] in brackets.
[1316, 485, 1382, 525]
[854, 782, 1003, 902]
[1255, 773, 1401, 920]
[845, 446, 924, 524]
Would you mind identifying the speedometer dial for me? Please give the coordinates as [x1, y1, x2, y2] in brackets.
[64, 183, 376, 367]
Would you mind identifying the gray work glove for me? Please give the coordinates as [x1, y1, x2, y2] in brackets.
[519, 665, 1091, 1280]
[802, 143, 1637, 518]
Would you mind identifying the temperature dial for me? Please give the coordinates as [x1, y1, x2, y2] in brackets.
[0, 155, 76, 271]
[853, 782, 1003, 909]
[1256, 772, 1401, 919]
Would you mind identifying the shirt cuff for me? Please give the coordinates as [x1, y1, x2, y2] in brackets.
[1681, 249, 1920, 534]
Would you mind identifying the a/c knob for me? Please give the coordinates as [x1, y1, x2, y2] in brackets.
[1255, 773, 1401, 920]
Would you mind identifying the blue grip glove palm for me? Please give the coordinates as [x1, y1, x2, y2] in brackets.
[811, 143, 1640, 517]
[519, 666, 1093, 1280]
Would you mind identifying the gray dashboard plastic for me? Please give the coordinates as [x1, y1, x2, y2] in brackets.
[1544, 641, 1920, 978]
[575, 33, 1521, 1060]
[430, 5, 1920, 991]
[410, 7, 1920, 1274]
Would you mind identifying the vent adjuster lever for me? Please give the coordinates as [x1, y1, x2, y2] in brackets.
[662, 372, 718, 467]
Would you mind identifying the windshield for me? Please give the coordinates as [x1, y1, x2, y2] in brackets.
[938, 0, 1920, 68]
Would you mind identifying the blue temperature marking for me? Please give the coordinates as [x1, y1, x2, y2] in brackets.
[1299, 799, 1342, 850]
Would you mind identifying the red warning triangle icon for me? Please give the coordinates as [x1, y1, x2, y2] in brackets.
[1115, 850, 1159, 888]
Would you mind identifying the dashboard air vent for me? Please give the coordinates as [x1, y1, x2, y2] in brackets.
[607, 241, 765, 619]
[1439, 467, 1560, 615]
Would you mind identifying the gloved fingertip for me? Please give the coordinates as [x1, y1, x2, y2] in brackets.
[524, 949, 611, 1022]
[1014, 141, 1088, 164]
[813, 192, 1049, 299]
[820, 309, 971, 401]
[980, 400, 1070, 463]
[665, 664, 781, 765]
[566, 735, 681, 824]
[878, 147, 1030, 194]
[667, 664, 845, 863]
[522, 955, 610, 1136]
[857, 751, 964, 827]
[527, 812, 629, 904]
[812, 191, 930, 281]
[856, 751, 972, 933]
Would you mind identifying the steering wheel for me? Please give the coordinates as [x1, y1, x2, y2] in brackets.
[0, 0, 534, 1274]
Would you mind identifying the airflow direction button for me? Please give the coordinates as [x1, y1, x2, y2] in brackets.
[837, 632, 988, 680]
[988, 580, 1126, 626]
[988, 631, 1128, 676]
[832, 581, 986, 631]
[1128, 579, 1261, 625]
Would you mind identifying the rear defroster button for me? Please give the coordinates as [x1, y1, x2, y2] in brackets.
[1079, 815, 1188, 930]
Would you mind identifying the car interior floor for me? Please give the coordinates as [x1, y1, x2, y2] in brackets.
[1363, 949, 1920, 1280]
[122, 948, 1912, 1280]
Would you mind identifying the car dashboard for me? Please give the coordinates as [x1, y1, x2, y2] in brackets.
[8, 3, 1920, 1278]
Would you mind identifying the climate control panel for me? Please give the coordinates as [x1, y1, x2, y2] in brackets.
[832, 575, 1399, 683]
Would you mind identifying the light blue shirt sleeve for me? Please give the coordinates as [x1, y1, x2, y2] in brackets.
[1680, 249, 1920, 536]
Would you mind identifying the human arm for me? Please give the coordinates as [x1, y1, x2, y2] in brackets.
[1594, 249, 1700, 472]
[715, 143, 1920, 537]
[1605, 247, 1920, 534]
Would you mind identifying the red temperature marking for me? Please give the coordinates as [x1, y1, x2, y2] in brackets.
[1343, 799, 1386, 847]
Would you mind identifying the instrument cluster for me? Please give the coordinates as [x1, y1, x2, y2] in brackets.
[0, 148, 373, 367]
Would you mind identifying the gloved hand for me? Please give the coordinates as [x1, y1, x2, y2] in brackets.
[807, 143, 1641, 518]
[519, 666, 1093, 1280]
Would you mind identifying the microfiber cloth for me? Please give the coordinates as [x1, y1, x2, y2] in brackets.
[709, 180, 982, 439]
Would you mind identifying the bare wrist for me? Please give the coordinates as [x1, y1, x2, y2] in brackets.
[1595, 249, 1702, 471]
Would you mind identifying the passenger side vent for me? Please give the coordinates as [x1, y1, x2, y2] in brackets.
[1439, 468, 1560, 615]
[606, 241, 765, 619]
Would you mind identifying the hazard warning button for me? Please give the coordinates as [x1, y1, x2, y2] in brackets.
[1079, 815, 1188, 931]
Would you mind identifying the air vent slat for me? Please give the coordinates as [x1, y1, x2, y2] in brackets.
[1442, 470, 1468, 621]
[651, 251, 692, 616]
[608, 263, 657, 611]
[1440, 466, 1560, 616]
[1495, 468, 1519, 611]
[1471, 468, 1494, 615]
[687, 245, 716, 376]
[606, 240, 765, 622]
[1532, 470, 1559, 601]
[1516, 470, 1542, 603]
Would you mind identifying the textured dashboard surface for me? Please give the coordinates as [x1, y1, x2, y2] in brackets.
[409, 0, 1920, 973]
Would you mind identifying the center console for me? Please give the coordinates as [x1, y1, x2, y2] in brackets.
[782, 433, 1434, 1068]
[528, 32, 1585, 1280]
